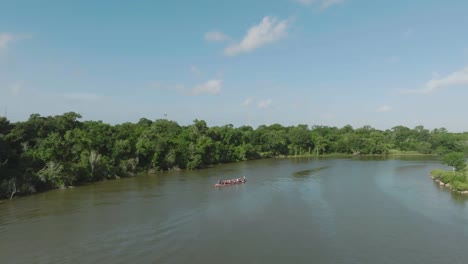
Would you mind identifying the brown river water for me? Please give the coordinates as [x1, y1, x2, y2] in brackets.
[1, 157, 468, 264]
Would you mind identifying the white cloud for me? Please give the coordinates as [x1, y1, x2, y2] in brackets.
[241, 97, 253, 107]
[402, 66, 468, 94]
[204, 31, 229, 42]
[258, 99, 272, 109]
[0, 33, 31, 52]
[376, 105, 391, 112]
[224, 16, 289, 56]
[150, 79, 222, 96]
[0, 34, 16, 51]
[293, 0, 344, 9]
[192, 79, 222, 95]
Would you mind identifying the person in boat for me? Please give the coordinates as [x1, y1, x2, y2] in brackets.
[218, 180, 222, 184]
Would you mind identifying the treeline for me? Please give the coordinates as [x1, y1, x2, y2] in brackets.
[0, 112, 465, 199]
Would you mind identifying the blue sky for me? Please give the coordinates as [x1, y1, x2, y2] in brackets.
[1, 0, 468, 131]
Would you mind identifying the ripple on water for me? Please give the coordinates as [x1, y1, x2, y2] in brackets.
[291, 166, 328, 181]
[58, 207, 201, 263]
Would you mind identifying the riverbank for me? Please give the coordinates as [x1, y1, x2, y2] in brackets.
[430, 169, 468, 194]
[283, 151, 438, 158]
[3, 112, 464, 201]
[2, 153, 439, 202]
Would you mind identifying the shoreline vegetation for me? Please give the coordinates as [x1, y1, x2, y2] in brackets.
[430, 152, 468, 193]
[1, 112, 467, 200]
[430, 169, 468, 194]
[283, 151, 439, 158]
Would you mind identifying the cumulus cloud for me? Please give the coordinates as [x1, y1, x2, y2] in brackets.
[192, 79, 222, 95]
[204, 31, 230, 42]
[150, 79, 222, 96]
[0, 33, 31, 52]
[402, 66, 468, 94]
[258, 99, 272, 109]
[293, 0, 344, 9]
[376, 105, 391, 112]
[0, 34, 16, 51]
[241, 97, 253, 107]
[224, 16, 289, 56]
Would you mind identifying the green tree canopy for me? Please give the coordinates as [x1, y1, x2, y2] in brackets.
[442, 152, 466, 171]
[1, 111, 467, 199]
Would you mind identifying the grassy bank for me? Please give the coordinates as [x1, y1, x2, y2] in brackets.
[431, 168, 468, 192]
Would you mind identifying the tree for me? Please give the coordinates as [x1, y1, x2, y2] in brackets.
[262, 130, 287, 156]
[288, 125, 311, 156]
[312, 135, 328, 155]
[37, 161, 65, 188]
[442, 152, 466, 171]
[431, 128, 463, 155]
[2, 110, 468, 199]
[0, 117, 11, 166]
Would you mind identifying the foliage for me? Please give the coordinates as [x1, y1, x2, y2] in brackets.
[451, 181, 468, 192]
[37, 161, 65, 188]
[0, 112, 466, 198]
[431, 169, 468, 191]
[442, 152, 466, 171]
[430, 169, 446, 180]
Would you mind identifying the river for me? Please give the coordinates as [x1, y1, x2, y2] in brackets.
[1, 157, 468, 264]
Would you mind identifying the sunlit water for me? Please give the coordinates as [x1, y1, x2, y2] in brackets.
[1, 157, 468, 264]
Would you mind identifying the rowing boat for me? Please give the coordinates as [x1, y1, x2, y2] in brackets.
[214, 178, 247, 187]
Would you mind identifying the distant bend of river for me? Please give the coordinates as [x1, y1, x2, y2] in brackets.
[1, 156, 468, 264]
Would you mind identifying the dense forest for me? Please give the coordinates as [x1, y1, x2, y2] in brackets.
[0, 112, 466, 199]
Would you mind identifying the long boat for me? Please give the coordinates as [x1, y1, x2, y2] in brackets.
[214, 177, 247, 187]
